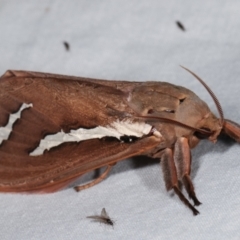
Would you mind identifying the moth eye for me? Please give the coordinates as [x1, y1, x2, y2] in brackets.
[179, 98, 186, 104]
[194, 128, 212, 139]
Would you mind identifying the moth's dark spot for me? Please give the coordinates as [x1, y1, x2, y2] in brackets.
[164, 109, 175, 113]
[120, 135, 138, 143]
[179, 98, 186, 104]
[148, 109, 154, 114]
[101, 136, 119, 142]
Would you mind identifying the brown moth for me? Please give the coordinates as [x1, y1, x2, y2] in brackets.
[87, 208, 114, 226]
[0, 67, 239, 216]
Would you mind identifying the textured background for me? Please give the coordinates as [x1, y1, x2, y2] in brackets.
[0, 1, 240, 239]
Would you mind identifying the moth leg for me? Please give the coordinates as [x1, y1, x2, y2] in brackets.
[174, 137, 201, 206]
[74, 164, 114, 192]
[161, 148, 199, 215]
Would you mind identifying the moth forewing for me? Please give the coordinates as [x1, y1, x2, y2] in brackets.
[87, 208, 114, 226]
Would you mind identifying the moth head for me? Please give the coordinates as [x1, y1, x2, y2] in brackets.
[181, 66, 224, 143]
[193, 112, 222, 143]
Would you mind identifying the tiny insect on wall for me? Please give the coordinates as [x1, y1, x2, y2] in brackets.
[87, 208, 114, 226]
[176, 21, 186, 31]
[0, 67, 239, 215]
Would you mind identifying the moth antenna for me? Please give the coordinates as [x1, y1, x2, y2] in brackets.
[180, 66, 224, 126]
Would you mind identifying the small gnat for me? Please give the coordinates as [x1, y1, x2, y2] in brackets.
[87, 208, 114, 226]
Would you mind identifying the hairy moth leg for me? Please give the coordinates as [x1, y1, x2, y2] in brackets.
[174, 137, 201, 206]
[160, 148, 199, 215]
[74, 164, 114, 191]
